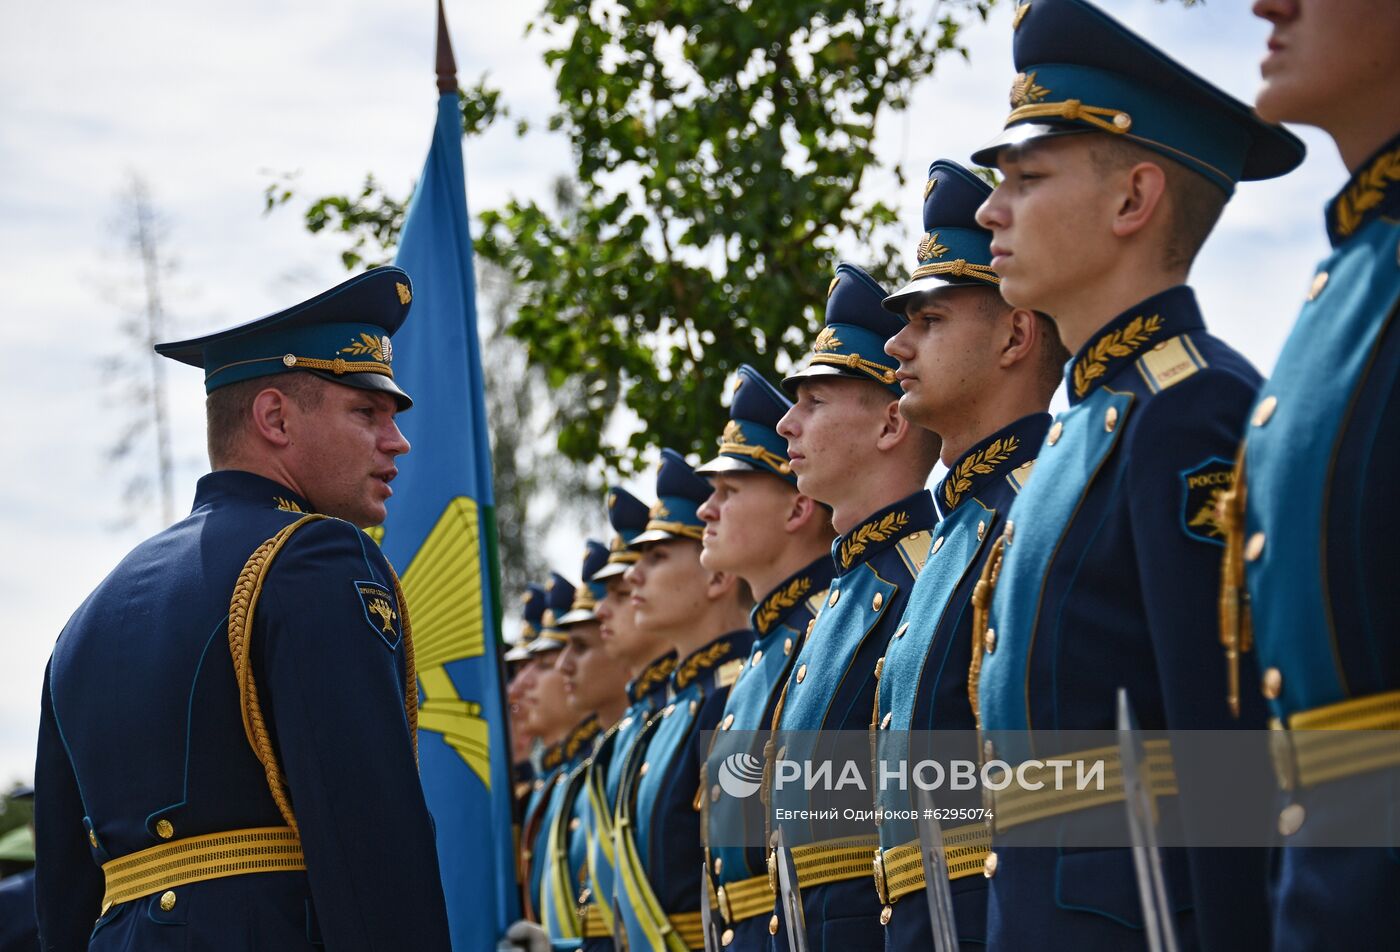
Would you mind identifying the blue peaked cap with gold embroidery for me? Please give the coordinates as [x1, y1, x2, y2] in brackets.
[592, 486, 651, 581]
[155, 266, 415, 410]
[530, 571, 576, 653]
[970, 0, 1304, 194]
[783, 262, 902, 397]
[505, 583, 548, 662]
[558, 539, 610, 626]
[632, 449, 710, 545]
[884, 160, 1000, 313]
[695, 364, 796, 485]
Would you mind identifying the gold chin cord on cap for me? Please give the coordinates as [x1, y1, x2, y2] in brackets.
[1006, 100, 1133, 135]
[1217, 454, 1253, 719]
[910, 259, 1002, 286]
[718, 441, 792, 474]
[809, 352, 897, 386]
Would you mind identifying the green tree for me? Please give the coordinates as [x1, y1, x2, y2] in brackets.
[271, 0, 997, 474]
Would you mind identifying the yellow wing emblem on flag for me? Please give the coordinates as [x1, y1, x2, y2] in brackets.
[400, 496, 494, 789]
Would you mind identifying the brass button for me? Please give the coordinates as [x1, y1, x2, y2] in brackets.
[1262, 668, 1283, 700]
[984, 628, 997, 654]
[872, 592, 884, 612]
[777, 745, 788, 761]
[1307, 271, 1328, 301]
[690, 700, 698, 716]
[751, 649, 763, 667]
[159, 890, 177, 912]
[1253, 395, 1278, 427]
[829, 590, 840, 608]
[805, 619, 815, 637]
[722, 713, 735, 730]
[714, 856, 723, 875]
[874, 658, 884, 680]
[1047, 421, 1063, 446]
[722, 927, 735, 946]
[533, 779, 545, 792]
[1245, 532, 1266, 562]
[880, 712, 893, 730]
[785, 637, 795, 655]
[155, 819, 174, 840]
[640, 762, 650, 777]
[895, 622, 909, 640]
[1004, 521, 1015, 545]
[770, 914, 780, 935]
[977, 520, 987, 541]
[88, 829, 98, 849]
[663, 704, 675, 718]
[983, 852, 998, 878]
[880, 905, 893, 925]
[711, 784, 722, 803]
[796, 664, 807, 683]
[1104, 406, 1119, 433]
[1278, 803, 1306, 837]
[984, 738, 995, 762]
[932, 536, 945, 555]
[569, 817, 581, 832]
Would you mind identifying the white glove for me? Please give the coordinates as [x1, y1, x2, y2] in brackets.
[503, 919, 551, 952]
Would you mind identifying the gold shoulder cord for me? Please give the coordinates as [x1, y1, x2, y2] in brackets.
[967, 534, 1007, 730]
[1216, 453, 1252, 719]
[228, 514, 420, 832]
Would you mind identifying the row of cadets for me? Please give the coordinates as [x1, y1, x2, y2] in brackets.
[870, 158, 1064, 949]
[538, 541, 633, 947]
[969, 0, 1303, 949]
[1227, 1, 1400, 948]
[611, 452, 756, 950]
[765, 262, 943, 947]
[693, 365, 837, 948]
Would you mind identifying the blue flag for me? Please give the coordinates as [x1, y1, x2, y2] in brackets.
[386, 88, 519, 948]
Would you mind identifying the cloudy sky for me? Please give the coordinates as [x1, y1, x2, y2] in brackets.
[0, 0, 1344, 785]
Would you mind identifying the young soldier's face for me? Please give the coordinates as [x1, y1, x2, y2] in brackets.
[524, 651, 574, 735]
[777, 377, 896, 507]
[557, 621, 628, 716]
[1253, 0, 1400, 128]
[886, 285, 1007, 432]
[977, 135, 1118, 317]
[596, 576, 647, 662]
[624, 539, 712, 634]
[698, 472, 793, 579]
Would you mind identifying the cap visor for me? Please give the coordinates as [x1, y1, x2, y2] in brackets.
[307, 369, 413, 410]
[527, 636, 567, 655]
[556, 608, 597, 626]
[882, 275, 993, 315]
[780, 363, 867, 397]
[694, 455, 763, 477]
[504, 645, 533, 662]
[591, 560, 633, 581]
[630, 528, 689, 545]
[970, 122, 1091, 168]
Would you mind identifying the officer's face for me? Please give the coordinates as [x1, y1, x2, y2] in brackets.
[777, 378, 896, 507]
[886, 285, 1006, 434]
[977, 136, 1118, 326]
[557, 621, 628, 716]
[285, 381, 410, 528]
[1253, 0, 1400, 131]
[524, 651, 574, 735]
[625, 539, 712, 635]
[596, 576, 647, 662]
[698, 472, 793, 578]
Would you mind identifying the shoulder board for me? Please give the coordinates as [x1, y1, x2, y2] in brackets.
[716, 658, 745, 689]
[804, 588, 830, 616]
[894, 529, 936, 575]
[1134, 334, 1209, 394]
[1005, 459, 1036, 494]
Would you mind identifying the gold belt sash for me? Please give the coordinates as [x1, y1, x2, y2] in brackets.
[873, 823, 991, 906]
[100, 826, 304, 914]
[668, 910, 704, 949]
[581, 903, 609, 938]
[990, 741, 1177, 833]
[766, 834, 878, 895]
[715, 872, 775, 923]
[1271, 689, 1400, 791]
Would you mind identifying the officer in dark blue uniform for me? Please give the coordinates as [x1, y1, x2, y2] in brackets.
[510, 584, 552, 801]
[1227, 4, 1400, 948]
[871, 159, 1064, 949]
[584, 487, 677, 948]
[767, 263, 943, 951]
[33, 267, 452, 949]
[539, 541, 631, 949]
[969, 2, 1305, 949]
[613, 450, 754, 950]
[694, 365, 837, 949]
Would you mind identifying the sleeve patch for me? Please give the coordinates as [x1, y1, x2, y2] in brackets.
[1179, 457, 1236, 546]
[355, 580, 402, 649]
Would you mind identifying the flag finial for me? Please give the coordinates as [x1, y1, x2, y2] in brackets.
[436, 0, 458, 94]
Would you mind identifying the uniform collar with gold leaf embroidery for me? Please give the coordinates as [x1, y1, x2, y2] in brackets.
[936, 413, 1051, 517]
[671, 630, 753, 692]
[540, 738, 566, 772]
[1327, 130, 1400, 247]
[833, 490, 935, 572]
[751, 555, 837, 636]
[627, 652, 678, 705]
[562, 716, 602, 763]
[1067, 285, 1204, 404]
[193, 470, 315, 516]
